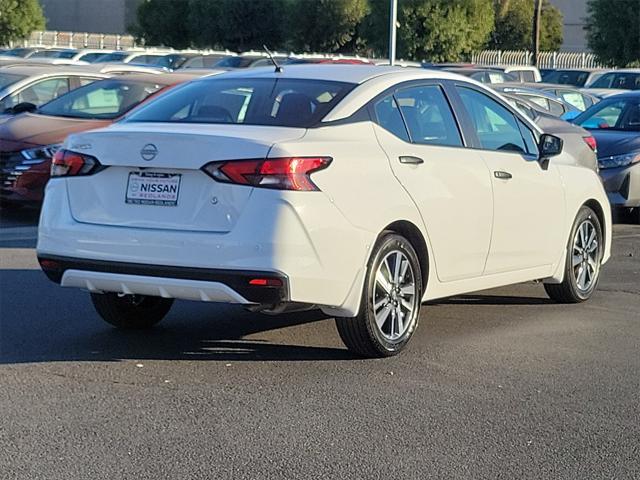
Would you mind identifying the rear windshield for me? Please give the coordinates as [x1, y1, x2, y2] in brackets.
[543, 70, 589, 86]
[31, 50, 76, 59]
[38, 79, 164, 120]
[94, 52, 128, 63]
[0, 73, 27, 90]
[591, 73, 640, 90]
[575, 98, 640, 131]
[214, 57, 261, 68]
[125, 78, 355, 128]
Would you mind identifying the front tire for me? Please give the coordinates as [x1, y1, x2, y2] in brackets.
[544, 206, 603, 303]
[90, 293, 174, 329]
[335, 232, 423, 358]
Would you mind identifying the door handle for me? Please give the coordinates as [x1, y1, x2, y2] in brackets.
[494, 170, 513, 180]
[399, 155, 424, 165]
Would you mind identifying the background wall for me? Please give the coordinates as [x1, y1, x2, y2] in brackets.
[40, 0, 142, 34]
[550, 0, 588, 51]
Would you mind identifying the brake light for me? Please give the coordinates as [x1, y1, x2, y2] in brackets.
[51, 149, 102, 178]
[583, 136, 597, 152]
[202, 157, 332, 191]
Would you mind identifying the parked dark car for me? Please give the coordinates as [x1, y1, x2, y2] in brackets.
[541, 69, 605, 87]
[572, 91, 640, 222]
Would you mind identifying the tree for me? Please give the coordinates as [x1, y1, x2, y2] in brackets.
[289, 0, 369, 53]
[586, 0, 640, 67]
[362, 0, 494, 62]
[0, 0, 45, 46]
[130, 0, 191, 48]
[189, 0, 287, 51]
[489, 0, 563, 51]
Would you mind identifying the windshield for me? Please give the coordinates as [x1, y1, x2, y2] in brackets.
[126, 78, 355, 128]
[214, 57, 262, 68]
[590, 73, 640, 90]
[30, 50, 76, 59]
[38, 79, 165, 120]
[574, 98, 640, 131]
[0, 73, 27, 90]
[2, 48, 32, 57]
[94, 52, 129, 63]
[543, 70, 589, 86]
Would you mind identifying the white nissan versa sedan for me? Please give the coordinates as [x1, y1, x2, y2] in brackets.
[37, 65, 612, 357]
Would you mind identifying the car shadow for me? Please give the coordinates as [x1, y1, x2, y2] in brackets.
[0, 270, 559, 365]
[0, 270, 357, 365]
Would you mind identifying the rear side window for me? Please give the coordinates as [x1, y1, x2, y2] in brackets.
[39, 79, 164, 120]
[456, 87, 527, 154]
[592, 73, 640, 90]
[395, 85, 462, 147]
[127, 78, 354, 128]
[373, 95, 409, 142]
[1, 77, 70, 110]
[520, 71, 536, 82]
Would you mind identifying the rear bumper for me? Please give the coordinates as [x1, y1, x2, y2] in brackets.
[38, 255, 288, 304]
[37, 179, 373, 316]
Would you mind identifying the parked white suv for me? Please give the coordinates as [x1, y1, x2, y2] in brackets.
[37, 66, 611, 357]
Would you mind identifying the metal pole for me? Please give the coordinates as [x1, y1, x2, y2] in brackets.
[532, 0, 542, 66]
[389, 0, 398, 66]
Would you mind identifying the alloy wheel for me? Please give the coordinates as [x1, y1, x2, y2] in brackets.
[372, 249, 418, 341]
[572, 219, 600, 292]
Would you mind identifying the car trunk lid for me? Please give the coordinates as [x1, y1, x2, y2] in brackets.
[66, 123, 306, 233]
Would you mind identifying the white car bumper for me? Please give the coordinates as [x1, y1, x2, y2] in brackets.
[37, 181, 374, 316]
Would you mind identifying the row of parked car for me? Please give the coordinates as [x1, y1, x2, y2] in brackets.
[0, 47, 638, 221]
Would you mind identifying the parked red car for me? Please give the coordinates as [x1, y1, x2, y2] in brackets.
[0, 72, 202, 206]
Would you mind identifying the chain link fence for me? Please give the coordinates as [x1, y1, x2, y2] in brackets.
[472, 50, 604, 69]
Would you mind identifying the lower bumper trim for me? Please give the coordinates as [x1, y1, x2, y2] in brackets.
[38, 255, 289, 305]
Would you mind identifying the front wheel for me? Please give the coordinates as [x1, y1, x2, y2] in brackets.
[544, 206, 603, 303]
[335, 232, 423, 358]
[90, 292, 174, 329]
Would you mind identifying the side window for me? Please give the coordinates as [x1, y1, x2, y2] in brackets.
[373, 94, 410, 142]
[548, 99, 566, 117]
[8, 77, 70, 108]
[456, 86, 527, 153]
[521, 71, 536, 82]
[395, 85, 462, 147]
[79, 77, 99, 87]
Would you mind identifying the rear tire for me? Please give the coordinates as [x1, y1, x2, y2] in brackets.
[335, 232, 423, 358]
[90, 293, 174, 329]
[544, 206, 603, 303]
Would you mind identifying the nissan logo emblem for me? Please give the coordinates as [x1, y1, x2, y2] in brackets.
[140, 144, 158, 161]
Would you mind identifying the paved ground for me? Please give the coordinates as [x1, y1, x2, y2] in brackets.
[0, 209, 638, 479]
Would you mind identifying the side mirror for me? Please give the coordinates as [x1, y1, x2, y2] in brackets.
[538, 133, 563, 168]
[7, 102, 37, 115]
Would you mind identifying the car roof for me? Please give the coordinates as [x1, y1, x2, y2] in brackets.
[0, 65, 106, 76]
[598, 90, 640, 99]
[500, 81, 582, 90]
[206, 64, 461, 84]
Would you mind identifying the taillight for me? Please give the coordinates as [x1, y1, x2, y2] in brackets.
[202, 157, 332, 191]
[51, 149, 103, 178]
[583, 136, 597, 152]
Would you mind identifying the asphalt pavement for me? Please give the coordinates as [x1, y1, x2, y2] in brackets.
[1, 208, 638, 479]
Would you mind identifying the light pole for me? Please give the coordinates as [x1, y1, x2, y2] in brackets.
[389, 0, 398, 66]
